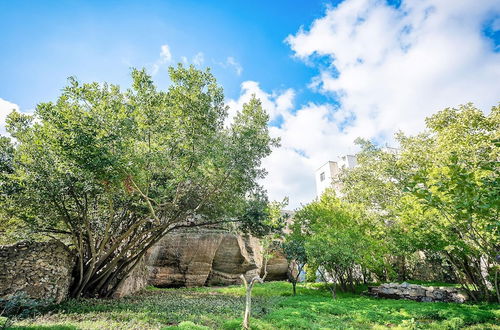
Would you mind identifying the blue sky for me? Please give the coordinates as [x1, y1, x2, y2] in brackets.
[1, 0, 499, 208]
[0, 0, 336, 110]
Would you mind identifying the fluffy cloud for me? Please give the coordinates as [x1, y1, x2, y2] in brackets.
[225, 57, 243, 76]
[287, 0, 500, 140]
[226, 81, 295, 125]
[0, 98, 20, 136]
[152, 44, 173, 74]
[232, 0, 500, 209]
[227, 82, 358, 208]
[160, 44, 172, 62]
[192, 52, 205, 66]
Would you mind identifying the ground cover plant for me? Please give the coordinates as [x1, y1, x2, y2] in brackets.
[9, 282, 499, 329]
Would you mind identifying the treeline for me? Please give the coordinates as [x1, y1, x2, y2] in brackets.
[284, 104, 499, 302]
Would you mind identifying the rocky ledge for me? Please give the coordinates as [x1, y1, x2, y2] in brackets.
[367, 282, 469, 303]
[114, 230, 289, 297]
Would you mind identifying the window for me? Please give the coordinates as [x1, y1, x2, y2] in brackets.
[320, 172, 325, 181]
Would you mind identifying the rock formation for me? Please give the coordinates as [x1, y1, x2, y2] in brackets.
[0, 231, 289, 301]
[367, 282, 469, 303]
[147, 231, 287, 287]
[115, 230, 289, 297]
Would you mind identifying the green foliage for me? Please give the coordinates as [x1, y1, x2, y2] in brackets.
[0, 292, 48, 329]
[339, 103, 500, 301]
[294, 192, 387, 295]
[304, 264, 317, 283]
[398, 104, 499, 301]
[237, 192, 286, 238]
[11, 282, 499, 329]
[2, 65, 278, 297]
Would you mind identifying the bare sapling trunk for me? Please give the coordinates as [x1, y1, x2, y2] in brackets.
[495, 268, 499, 303]
[287, 260, 302, 296]
[241, 257, 268, 330]
[318, 267, 336, 299]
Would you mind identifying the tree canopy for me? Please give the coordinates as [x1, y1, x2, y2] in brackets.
[1, 65, 278, 298]
[336, 103, 499, 301]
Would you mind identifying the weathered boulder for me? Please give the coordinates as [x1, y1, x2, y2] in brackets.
[0, 240, 74, 304]
[113, 255, 150, 298]
[367, 282, 469, 303]
[1, 231, 290, 300]
[263, 249, 289, 281]
[142, 230, 288, 289]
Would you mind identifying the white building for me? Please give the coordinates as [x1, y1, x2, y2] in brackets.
[315, 155, 357, 197]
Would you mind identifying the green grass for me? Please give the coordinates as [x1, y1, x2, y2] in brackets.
[9, 282, 500, 329]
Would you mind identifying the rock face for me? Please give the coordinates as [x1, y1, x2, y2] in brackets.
[113, 254, 150, 299]
[368, 282, 469, 303]
[1, 231, 290, 300]
[146, 231, 288, 288]
[0, 240, 74, 304]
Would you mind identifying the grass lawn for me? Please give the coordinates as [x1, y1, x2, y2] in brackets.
[8, 282, 500, 329]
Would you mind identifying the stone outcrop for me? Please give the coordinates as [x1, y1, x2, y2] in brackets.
[367, 282, 469, 303]
[113, 255, 150, 299]
[0, 240, 74, 304]
[2, 231, 290, 300]
[145, 231, 288, 288]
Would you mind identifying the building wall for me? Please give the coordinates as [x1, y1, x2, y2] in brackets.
[315, 155, 357, 198]
[315, 161, 338, 197]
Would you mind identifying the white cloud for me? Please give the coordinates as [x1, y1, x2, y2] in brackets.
[227, 83, 358, 209]
[226, 57, 243, 76]
[0, 98, 20, 136]
[226, 81, 295, 126]
[286, 0, 500, 141]
[217, 56, 244, 76]
[152, 44, 173, 74]
[160, 44, 172, 62]
[230, 0, 500, 209]
[179, 52, 205, 66]
[192, 52, 205, 66]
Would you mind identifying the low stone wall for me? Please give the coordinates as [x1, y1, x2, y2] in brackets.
[0, 240, 74, 304]
[367, 282, 468, 303]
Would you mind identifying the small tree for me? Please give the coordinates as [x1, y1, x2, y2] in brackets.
[282, 225, 307, 295]
[239, 200, 285, 329]
[240, 238, 273, 330]
[295, 191, 386, 298]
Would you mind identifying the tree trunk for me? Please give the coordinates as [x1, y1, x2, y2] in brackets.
[241, 254, 268, 329]
[292, 281, 297, 296]
[243, 284, 252, 329]
[329, 283, 336, 299]
[495, 269, 499, 303]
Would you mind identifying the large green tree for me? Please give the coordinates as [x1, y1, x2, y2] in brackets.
[3, 65, 278, 298]
[400, 103, 499, 301]
[339, 103, 499, 301]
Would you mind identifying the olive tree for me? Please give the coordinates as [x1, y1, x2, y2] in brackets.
[3, 65, 278, 298]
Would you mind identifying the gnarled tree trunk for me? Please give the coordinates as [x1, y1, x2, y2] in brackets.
[241, 258, 268, 329]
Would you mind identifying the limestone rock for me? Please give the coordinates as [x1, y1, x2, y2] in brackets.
[144, 230, 288, 288]
[367, 283, 470, 303]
